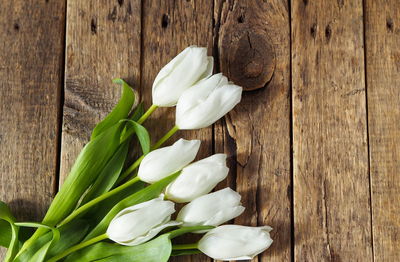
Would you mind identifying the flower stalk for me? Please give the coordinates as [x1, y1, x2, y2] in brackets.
[47, 233, 108, 262]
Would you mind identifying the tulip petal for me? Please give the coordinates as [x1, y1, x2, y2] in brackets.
[165, 154, 229, 203]
[107, 196, 175, 243]
[198, 225, 273, 260]
[119, 221, 181, 246]
[152, 46, 213, 107]
[176, 74, 243, 130]
[138, 139, 201, 184]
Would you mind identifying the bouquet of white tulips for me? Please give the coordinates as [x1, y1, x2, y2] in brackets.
[0, 46, 273, 262]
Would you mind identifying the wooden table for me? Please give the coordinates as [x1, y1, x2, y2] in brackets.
[1, 1, 399, 261]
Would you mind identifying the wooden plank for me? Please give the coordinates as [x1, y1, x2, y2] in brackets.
[214, 1, 292, 261]
[364, 1, 400, 260]
[0, 0, 65, 258]
[61, 0, 141, 183]
[141, 1, 213, 262]
[291, 0, 373, 261]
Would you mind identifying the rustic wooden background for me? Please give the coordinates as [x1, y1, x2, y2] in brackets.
[1, 0, 399, 261]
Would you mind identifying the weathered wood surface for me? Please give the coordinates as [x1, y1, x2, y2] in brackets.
[365, 0, 400, 261]
[0, 0, 66, 258]
[2, 0, 400, 261]
[60, 0, 141, 183]
[292, 0, 373, 261]
[214, 1, 292, 262]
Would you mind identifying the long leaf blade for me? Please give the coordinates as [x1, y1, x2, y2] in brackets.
[79, 142, 129, 205]
[0, 201, 19, 262]
[91, 78, 136, 140]
[65, 234, 171, 262]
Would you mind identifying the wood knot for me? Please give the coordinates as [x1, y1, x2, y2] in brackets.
[221, 30, 275, 91]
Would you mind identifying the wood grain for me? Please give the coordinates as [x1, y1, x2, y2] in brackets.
[292, 0, 373, 261]
[141, 1, 213, 261]
[365, 1, 400, 260]
[214, 0, 292, 261]
[0, 0, 65, 258]
[60, 0, 141, 183]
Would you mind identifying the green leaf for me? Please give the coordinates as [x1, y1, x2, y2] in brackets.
[0, 221, 33, 248]
[23, 123, 125, 249]
[13, 222, 59, 262]
[84, 172, 180, 241]
[91, 78, 136, 140]
[130, 102, 144, 121]
[121, 120, 151, 154]
[79, 142, 129, 206]
[0, 219, 11, 247]
[0, 201, 19, 262]
[13, 220, 89, 262]
[65, 234, 172, 262]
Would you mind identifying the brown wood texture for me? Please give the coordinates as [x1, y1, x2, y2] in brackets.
[0, 0, 66, 258]
[60, 0, 141, 183]
[214, 1, 291, 262]
[365, 0, 400, 261]
[292, 0, 373, 261]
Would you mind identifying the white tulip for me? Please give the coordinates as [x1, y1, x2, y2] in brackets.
[175, 73, 242, 130]
[198, 225, 273, 260]
[177, 188, 245, 228]
[106, 196, 180, 246]
[138, 139, 201, 184]
[152, 46, 214, 107]
[165, 154, 229, 203]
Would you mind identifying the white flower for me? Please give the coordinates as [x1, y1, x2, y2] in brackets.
[198, 225, 273, 260]
[175, 73, 242, 130]
[177, 188, 245, 228]
[165, 154, 229, 203]
[152, 46, 213, 107]
[106, 196, 180, 246]
[138, 139, 201, 184]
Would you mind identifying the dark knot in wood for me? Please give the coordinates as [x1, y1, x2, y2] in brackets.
[221, 30, 275, 91]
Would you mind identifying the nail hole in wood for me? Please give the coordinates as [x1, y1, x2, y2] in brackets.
[13, 23, 20, 31]
[161, 14, 169, 28]
[310, 23, 317, 39]
[117, 0, 124, 6]
[127, 2, 132, 15]
[108, 6, 117, 22]
[325, 24, 332, 41]
[237, 15, 245, 23]
[387, 18, 394, 32]
[91, 18, 97, 34]
[303, 0, 308, 6]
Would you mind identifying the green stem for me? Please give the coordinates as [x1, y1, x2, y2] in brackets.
[47, 233, 108, 262]
[117, 155, 144, 183]
[117, 125, 180, 183]
[172, 243, 198, 250]
[137, 104, 158, 124]
[152, 125, 179, 150]
[58, 177, 141, 227]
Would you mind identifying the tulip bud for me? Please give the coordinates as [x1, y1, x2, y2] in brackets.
[175, 73, 242, 130]
[177, 188, 245, 228]
[138, 139, 201, 184]
[152, 46, 214, 107]
[165, 154, 229, 203]
[106, 196, 180, 246]
[198, 225, 273, 260]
